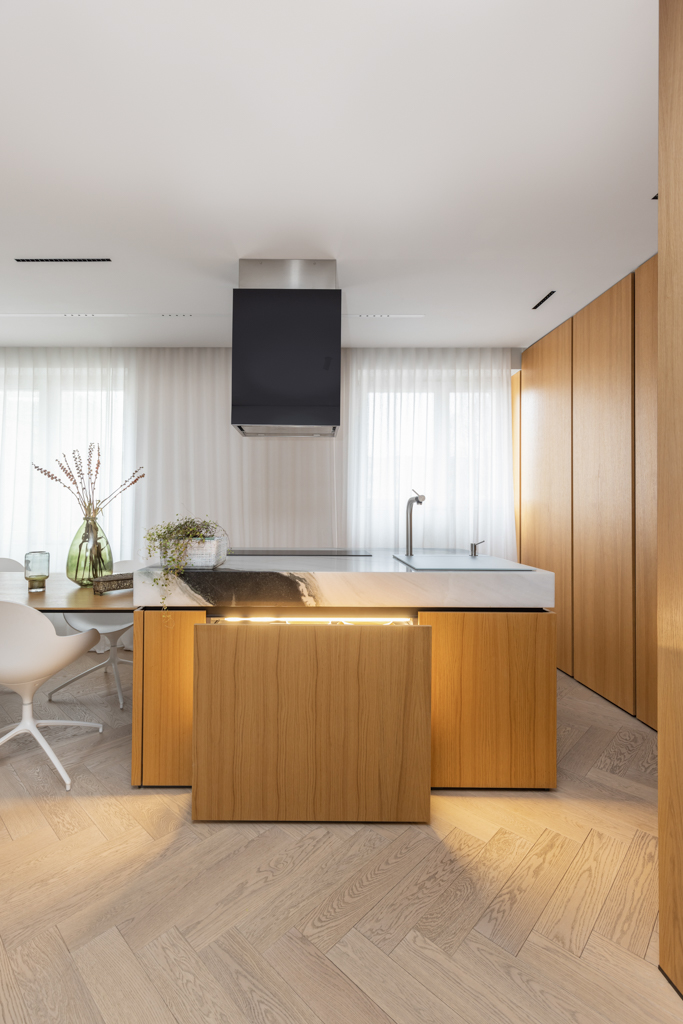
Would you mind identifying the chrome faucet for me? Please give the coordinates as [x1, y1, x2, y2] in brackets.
[470, 540, 485, 557]
[406, 490, 425, 556]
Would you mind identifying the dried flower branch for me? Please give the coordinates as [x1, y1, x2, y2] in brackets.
[33, 444, 145, 520]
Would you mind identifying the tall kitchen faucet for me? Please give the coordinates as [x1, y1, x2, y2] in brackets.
[405, 490, 425, 556]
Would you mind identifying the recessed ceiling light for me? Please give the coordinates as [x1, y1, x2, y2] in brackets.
[532, 290, 555, 310]
[344, 313, 425, 318]
[0, 312, 200, 317]
[14, 257, 112, 263]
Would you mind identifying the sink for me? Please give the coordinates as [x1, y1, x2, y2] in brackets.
[393, 554, 534, 571]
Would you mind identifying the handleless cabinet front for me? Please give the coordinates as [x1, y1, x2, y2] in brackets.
[132, 609, 206, 786]
[192, 622, 432, 822]
[420, 610, 556, 789]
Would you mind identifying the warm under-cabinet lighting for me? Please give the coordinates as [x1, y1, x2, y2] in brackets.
[221, 616, 413, 625]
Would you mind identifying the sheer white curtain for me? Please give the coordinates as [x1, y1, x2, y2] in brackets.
[0, 349, 135, 566]
[130, 348, 342, 553]
[342, 348, 517, 558]
[0, 346, 515, 565]
[0, 347, 342, 566]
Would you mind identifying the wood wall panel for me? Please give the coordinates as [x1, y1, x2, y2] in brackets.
[658, 0, 683, 992]
[520, 321, 573, 673]
[573, 276, 634, 713]
[192, 623, 432, 822]
[635, 255, 658, 730]
[419, 611, 556, 789]
[511, 372, 521, 560]
[141, 609, 206, 786]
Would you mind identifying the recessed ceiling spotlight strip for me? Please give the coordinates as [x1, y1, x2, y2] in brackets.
[344, 313, 425, 318]
[0, 312, 206, 318]
[532, 290, 556, 310]
[14, 258, 112, 262]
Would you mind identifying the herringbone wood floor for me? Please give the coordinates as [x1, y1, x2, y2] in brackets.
[0, 652, 676, 1024]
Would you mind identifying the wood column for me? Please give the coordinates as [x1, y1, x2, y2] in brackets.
[658, 0, 683, 992]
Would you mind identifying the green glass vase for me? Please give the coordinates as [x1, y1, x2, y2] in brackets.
[66, 517, 113, 587]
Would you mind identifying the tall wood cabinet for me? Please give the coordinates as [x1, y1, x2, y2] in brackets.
[573, 275, 635, 713]
[635, 255, 658, 729]
[520, 263, 657, 726]
[520, 320, 573, 674]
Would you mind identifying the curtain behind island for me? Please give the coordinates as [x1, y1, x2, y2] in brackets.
[341, 348, 516, 559]
[0, 346, 515, 563]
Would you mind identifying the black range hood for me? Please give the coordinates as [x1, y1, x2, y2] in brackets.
[231, 260, 341, 438]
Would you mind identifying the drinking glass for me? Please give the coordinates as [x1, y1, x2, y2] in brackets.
[24, 551, 50, 592]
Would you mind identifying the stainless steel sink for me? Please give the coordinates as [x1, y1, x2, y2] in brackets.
[393, 554, 534, 571]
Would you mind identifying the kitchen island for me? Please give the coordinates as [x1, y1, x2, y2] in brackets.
[132, 552, 556, 821]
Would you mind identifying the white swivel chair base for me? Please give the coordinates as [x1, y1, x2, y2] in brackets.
[48, 641, 130, 709]
[0, 698, 102, 790]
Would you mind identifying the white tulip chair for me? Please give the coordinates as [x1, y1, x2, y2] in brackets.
[0, 558, 24, 571]
[0, 602, 102, 790]
[47, 560, 140, 709]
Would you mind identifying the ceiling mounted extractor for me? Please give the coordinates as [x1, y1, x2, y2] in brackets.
[231, 260, 341, 438]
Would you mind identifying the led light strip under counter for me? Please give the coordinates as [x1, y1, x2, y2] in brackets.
[213, 616, 414, 625]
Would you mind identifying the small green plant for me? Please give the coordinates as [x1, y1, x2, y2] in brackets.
[144, 515, 226, 608]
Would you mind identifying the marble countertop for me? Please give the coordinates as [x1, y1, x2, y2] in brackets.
[172, 551, 535, 573]
[134, 550, 555, 610]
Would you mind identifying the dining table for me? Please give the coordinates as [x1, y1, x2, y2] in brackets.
[0, 571, 135, 612]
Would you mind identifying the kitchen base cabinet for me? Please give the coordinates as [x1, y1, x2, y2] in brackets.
[132, 609, 206, 786]
[133, 608, 557, 801]
[192, 622, 432, 822]
[419, 611, 556, 789]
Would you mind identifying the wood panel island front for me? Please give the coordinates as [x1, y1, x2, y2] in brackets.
[132, 552, 556, 822]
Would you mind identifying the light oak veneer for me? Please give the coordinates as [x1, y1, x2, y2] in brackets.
[658, 0, 683, 994]
[135, 610, 206, 787]
[635, 254, 658, 730]
[192, 623, 432, 822]
[573, 275, 635, 713]
[520, 320, 573, 673]
[419, 611, 556, 789]
[0, 572, 134, 611]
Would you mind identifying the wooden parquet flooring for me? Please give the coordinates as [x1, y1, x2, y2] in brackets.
[0, 655, 678, 1023]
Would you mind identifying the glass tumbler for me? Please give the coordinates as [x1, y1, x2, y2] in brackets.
[24, 551, 50, 592]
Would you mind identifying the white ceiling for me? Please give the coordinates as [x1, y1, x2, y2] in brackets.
[0, 0, 658, 348]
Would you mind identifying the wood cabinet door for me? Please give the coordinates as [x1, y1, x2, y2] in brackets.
[635, 254, 657, 729]
[139, 610, 206, 786]
[573, 275, 634, 712]
[192, 623, 432, 822]
[420, 611, 556, 789]
[521, 320, 573, 674]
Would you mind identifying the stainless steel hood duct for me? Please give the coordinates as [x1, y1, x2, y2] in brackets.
[231, 259, 341, 437]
